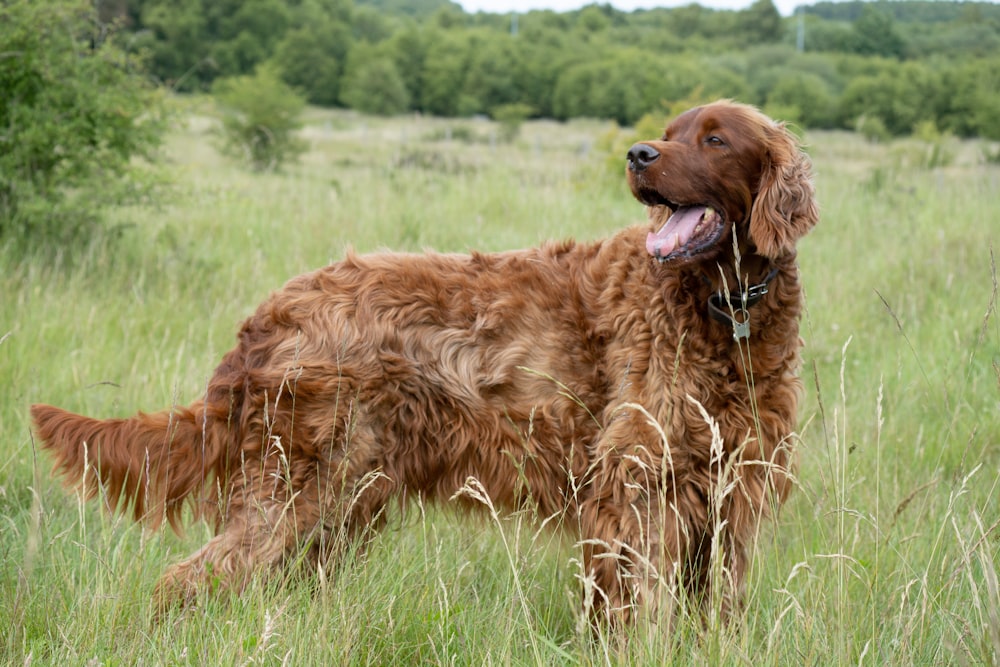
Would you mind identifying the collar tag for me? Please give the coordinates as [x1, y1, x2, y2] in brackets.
[732, 308, 751, 340]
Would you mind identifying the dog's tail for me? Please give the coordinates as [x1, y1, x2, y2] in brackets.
[31, 402, 231, 532]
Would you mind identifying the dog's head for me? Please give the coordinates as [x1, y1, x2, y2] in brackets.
[626, 101, 818, 264]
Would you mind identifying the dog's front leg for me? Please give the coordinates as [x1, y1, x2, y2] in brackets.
[576, 408, 697, 628]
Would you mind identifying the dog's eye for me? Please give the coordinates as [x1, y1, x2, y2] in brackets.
[705, 135, 726, 147]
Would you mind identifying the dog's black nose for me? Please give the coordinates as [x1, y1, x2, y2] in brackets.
[626, 143, 660, 172]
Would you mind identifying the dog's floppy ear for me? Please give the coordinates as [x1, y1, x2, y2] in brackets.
[749, 125, 819, 259]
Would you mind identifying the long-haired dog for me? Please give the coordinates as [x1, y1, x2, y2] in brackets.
[32, 101, 818, 623]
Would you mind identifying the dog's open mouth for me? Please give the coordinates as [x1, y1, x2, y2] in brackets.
[646, 205, 725, 262]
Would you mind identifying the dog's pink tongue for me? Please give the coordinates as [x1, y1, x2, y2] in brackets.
[646, 206, 707, 259]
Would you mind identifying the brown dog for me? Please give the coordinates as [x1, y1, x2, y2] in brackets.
[32, 101, 817, 623]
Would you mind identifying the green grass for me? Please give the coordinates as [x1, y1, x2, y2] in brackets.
[2, 108, 998, 664]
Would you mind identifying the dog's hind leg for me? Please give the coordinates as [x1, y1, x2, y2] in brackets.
[152, 506, 311, 613]
[152, 470, 325, 613]
[302, 420, 402, 575]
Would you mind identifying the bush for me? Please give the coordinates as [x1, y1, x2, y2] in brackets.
[856, 114, 891, 143]
[491, 103, 534, 142]
[213, 64, 307, 171]
[982, 144, 1000, 165]
[910, 120, 955, 169]
[0, 0, 166, 247]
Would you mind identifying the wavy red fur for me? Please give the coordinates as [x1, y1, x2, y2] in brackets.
[32, 100, 818, 623]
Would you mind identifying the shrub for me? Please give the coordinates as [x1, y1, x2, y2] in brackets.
[910, 120, 955, 169]
[0, 0, 166, 247]
[213, 64, 307, 171]
[492, 103, 534, 142]
[856, 114, 891, 143]
[982, 145, 1000, 165]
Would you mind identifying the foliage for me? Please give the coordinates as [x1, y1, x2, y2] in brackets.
[461, 31, 520, 116]
[384, 27, 430, 112]
[937, 59, 1000, 140]
[360, 0, 458, 19]
[353, 5, 399, 42]
[740, 0, 784, 43]
[855, 113, 891, 143]
[910, 121, 956, 168]
[271, 19, 350, 107]
[419, 30, 475, 115]
[982, 144, 1000, 164]
[805, 0, 1000, 23]
[138, 0, 212, 90]
[208, 0, 292, 78]
[839, 61, 941, 136]
[552, 57, 644, 125]
[212, 65, 307, 171]
[849, 5, 908, 57]
[491, 103, 535, 142]
[0, 0, 166, 247]
[339, 44, 411, 115]
[765, 71, 838, 128]
[94, 0, 1000, 137]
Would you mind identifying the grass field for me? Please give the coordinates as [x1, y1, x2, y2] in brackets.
[2, 106, 998, 665]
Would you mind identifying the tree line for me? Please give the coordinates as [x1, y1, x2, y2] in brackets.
[104, 0, 1000, 138]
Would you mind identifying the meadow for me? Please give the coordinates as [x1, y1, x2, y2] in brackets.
[1, 106, 998, 665]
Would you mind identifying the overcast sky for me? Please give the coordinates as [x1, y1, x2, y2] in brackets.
[458, 0, 807, 17]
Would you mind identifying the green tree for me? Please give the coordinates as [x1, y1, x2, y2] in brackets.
[429, 4, 466, 29]
[352, 5, 397, 43]
[462, 32, 519, 115]
[576, 5, 611, 32]
[553, 50, 751, 125]
[509, 26, 570, 118]
[213, 65, 307, 171]
[140, 0, 211, 90]
[670, 4, 708, 35]
[850, 5, 906, 58]
[207, 0, 291, 77]
[740, 0, 783, 43]
[272, 24, 349, 106]
[937, 59, 1000, 139]
[340, 44, 410, 115]
[839, 61, 939, 135]
[385, 27, 429, 111]
[765, 71, 837, 128]
[553, 60, 618, 122]
[420, 30, 472, 115]
[799, 15, 855, 53]
[0, 0, 166, 246]
[272, 0, 352, 107]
